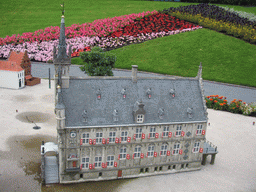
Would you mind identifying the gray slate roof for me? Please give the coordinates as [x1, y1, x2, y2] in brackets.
[61, 76, 208, 128]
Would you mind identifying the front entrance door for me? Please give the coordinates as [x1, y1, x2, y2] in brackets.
[19, 79, 21, 88]
[73, 161, 77, 168]
[118, 170, 122, 178]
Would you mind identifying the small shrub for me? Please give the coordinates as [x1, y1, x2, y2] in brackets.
[80, 46, 116, 76]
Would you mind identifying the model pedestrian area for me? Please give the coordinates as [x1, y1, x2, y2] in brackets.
[41, 14, 217, 185]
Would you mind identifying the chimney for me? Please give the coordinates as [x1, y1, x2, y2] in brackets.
[132, 65, 138, 83]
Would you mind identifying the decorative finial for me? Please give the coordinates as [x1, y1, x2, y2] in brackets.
[60, 3, 64, 16]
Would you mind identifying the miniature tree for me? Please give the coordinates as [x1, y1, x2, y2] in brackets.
[80, 46, 116, 76]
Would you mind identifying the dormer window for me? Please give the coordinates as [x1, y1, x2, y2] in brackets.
[187, 107, 193, 119]
[113, 109, 118, 122]
[121, 88, 126, 99]
[97, 89, 101, 100]
[137, 114, 144, 123]
[170, 89, 175, 98]
[158, 108, 164, 119]
[146, 88, 152, 99]
[82, 110, 87, 122]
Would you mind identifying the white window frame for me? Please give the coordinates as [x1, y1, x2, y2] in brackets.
[81, 157, 89, 169]
[109, 131, 116, 143]
[107, 155, 114, 167]
[193, 142, 200, 153]
[196, 125, 203, 135]
[121, 131, 128, 142]
[147, 145, 154, 157]
[137, 114, 144, 123]
[120, 146, 127, 160]
[81, 133, 89, 144]
[176, 125, 182, 137]
[96, 132, 103, 144]
[134, 145, 141, 158]
[163, 126, 169, 137]
[161, 144, 167, 156]
[136, 127, 142, 139]
[95, 156, 102, 168]
[150, 127, 156, 138]
[173, 143, 180, 155]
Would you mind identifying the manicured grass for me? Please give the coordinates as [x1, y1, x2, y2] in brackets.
[1, 0, 256, 87]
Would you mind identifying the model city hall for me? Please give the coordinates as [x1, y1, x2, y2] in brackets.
[41, 13, 218, 184]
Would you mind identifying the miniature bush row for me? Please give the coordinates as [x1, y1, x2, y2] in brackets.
[205, 95, 256, 116]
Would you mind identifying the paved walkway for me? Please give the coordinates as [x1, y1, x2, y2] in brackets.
[31, 62, 256, 104]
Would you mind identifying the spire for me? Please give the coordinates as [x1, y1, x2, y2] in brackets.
[57, 15, 68, 59]
[196, 62, 202, 79]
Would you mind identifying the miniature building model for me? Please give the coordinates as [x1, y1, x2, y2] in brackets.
[41, 13, 217, 184]
[0, 50, 41, 88]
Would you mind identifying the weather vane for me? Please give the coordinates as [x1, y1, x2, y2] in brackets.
[60, 3, 64, 16]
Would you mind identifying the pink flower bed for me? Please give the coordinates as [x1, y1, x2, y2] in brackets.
[0, 10, 203, 62]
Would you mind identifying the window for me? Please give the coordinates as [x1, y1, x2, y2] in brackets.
[147, 145, 154, 157]
[176, 125, 182, 136]
[163, 126, 169, 137]
[196, 125, 202, 135]
[109, 131, 116, 143]
[137, 114, 144, 123]
[82, 133, 89, 144]
[96, 132, 103, 144]
[107, 155, 114, 167]
[120, 146, 126, 159]
[81, 157, 89, 169]
[173, 143, 180, 155]
[95, 156, 102, 168]
[161, 144, 167, 156]
[136, 127, 142, 139]
[193, 142, 200, 153]
[150, 127, 156, 138]
[121, 131, 128, 142]
[134, 146, 141, 158]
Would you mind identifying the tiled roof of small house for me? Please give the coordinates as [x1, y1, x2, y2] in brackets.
[8, 51, 26, 64]
[0, 61, 24, 72]
[61, 76, 208, 128]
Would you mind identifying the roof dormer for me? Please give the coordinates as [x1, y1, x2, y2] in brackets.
[170, 89, 175, 98]
[113, 109, 119, 122]
[146, 88, 152, 99]
[121, 88, 126, 99]
[96, 89, 101, 100]
[187, 107, 193, 119]
[133, 100, 146, 123]
[158, 108, 164, 119]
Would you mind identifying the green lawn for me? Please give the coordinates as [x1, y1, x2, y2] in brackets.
[1, 0, 256, 87]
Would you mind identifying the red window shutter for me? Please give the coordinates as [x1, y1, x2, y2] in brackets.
[132, 153, 135, 159]
[118, 154, 120, 160]
[199, 148, 204, 153]
[196, 130, 198, 135]
[119, 137, 122, 143]
[142, 133, 145, 139]
[167, 150, 170, 156]
[168, 132, 172, 138]
[175, 132, 176, 137]
[89, 164, 92, 169]
[179, 149, 183, 155]
[93, 163, 95, 169]
[102, 138, 106, 144]
[127, 137, 131, 143]
[102, 162, 105, 168]
[80, 164, 83, 170]
[105, 162, 107, 168]
[114, 162, 117, 167]
[154, 152, 157, 157]
[134, 134, 136, 140]
[107, 138, 109, 144]
[146, 152, 148, 157]
[115, 138, 119, 143]
[155, 133, 159, 138]
[126, 154, 130, 160]
[89, 139, 92, 145]
[202, 130, 206, 135]
[181, 131, 185, 137]
[80, 139, 83, 145]
[162, 132, 163, 138]
[148, 133, 150, 139]
[141, 153, 144, 159]
[159, 151, 161, 156]
[93, 139, 96, 145]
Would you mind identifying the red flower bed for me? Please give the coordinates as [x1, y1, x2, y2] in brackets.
[108, 13, 199, 38]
